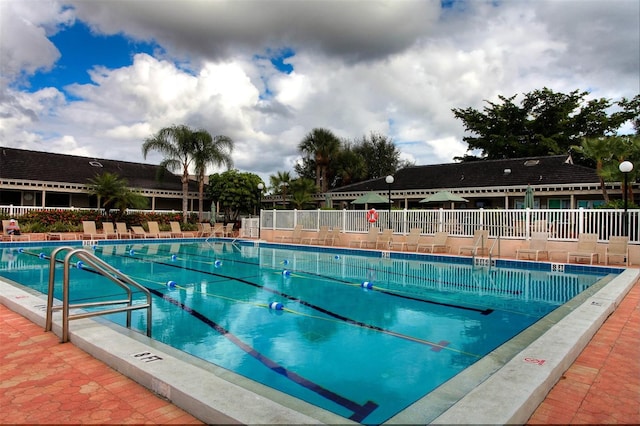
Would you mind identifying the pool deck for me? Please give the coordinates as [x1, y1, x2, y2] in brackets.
[1, 243, 638, 424]
[2, 280, 638, 424]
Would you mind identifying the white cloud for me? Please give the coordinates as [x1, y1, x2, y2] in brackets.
[0, 0, 638, 183]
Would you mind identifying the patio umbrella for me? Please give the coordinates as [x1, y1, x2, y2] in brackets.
[524, 185, 535, 209]
[350, 191, 390, 209]
[420, 190, 468, 203]
[419, 190, 469, 209]
[350, 191, 390, 204]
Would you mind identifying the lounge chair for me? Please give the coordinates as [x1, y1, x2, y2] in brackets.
[116, 222, 131, 239]
[458, 229, 489, 256]
[278, 224, 303, 243]
[567, 233, 599, 264]
[324, 227, 342, 246]
[376, 228, 394, 249]
[417, 231, 451, 253]
[81, 221, 107, 240]
[147, 221, 171, 238]
[605, 236, 629, 266]
[130, 226, 151, 238]
[197, 223, 212, 237]
[390, 228, 423, 252]
[302, 226, 330, 245]
[222, 222, 235, 237]
[212, 223, 225, 237]
[101, 222, 119, 239]
[169, 221, 195, 238]
[516, 232, 549, 261]
[1, 219, 31, 241]
[349, 227, 379, 249]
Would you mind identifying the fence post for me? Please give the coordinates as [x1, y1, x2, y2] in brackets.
[438, 208, 444, 232]
[342, 209, 346, 231]
[578, 207, 584, 236]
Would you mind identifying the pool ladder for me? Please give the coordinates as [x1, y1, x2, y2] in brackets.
[45, 246, 152, 343]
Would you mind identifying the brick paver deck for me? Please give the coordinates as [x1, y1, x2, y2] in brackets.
[527, 280, 639, 424]
[0, 304, 203, 424]
[1, 280, 638, 424]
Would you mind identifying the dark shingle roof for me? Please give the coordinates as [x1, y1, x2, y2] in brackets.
[331, 155, 599, 193]
[0, 147, 198, 191]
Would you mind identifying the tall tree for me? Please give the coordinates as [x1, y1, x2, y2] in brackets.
[452, 88, 639, 161]
[332, 142, 366, 186]
[142, 125, 196, 223]
[207, 170, 262, 222]
[298, 128, 341, 193]
[354, 132, 402, 179]
[192, 131, 234, 221]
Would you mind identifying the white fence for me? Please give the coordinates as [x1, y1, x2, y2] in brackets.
[260, 208, 640, 244]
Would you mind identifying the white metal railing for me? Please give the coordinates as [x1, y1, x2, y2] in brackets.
[260, 208, 640, 244]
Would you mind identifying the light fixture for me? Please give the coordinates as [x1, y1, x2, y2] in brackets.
[385, 175, 394, 229]
[619, 161, 634, 236]
[257, 183, 264, 239]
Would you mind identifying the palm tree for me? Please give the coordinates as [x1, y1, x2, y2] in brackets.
[87, 172, 128, 217]
[572, 137, 616, 202]
[192, 130, 234, 221]
[269, 171, 292, 208]
[87, 172, 148, 220]
[298, 128, 341, 193]
[289, 178, 318, 209]
[142, 125, 196, 223]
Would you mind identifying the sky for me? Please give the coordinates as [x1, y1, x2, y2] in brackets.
[1, 0, 639, 186]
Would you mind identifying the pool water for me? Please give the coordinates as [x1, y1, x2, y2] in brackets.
[0, 241, 612, 424]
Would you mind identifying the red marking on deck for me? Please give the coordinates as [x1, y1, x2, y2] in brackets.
[431, 340, 450, 352]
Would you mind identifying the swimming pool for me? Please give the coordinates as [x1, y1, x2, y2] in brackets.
[0, 240, 626, 424]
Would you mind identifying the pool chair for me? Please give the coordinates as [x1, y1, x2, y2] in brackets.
[390, 228, 422, 252]
[197, 223, 212, 237]
[115, 222, 132, 239]
[324, 227, 342, 246]
[567, 233, 599, 264]
[376, 228, 394, 249]
[81, 221, 107, 240]
[147, 221, 171, 238]
[458, 229, 489, 256]
[169, 221, 196, 238]
[349, 226, 379, 249]
[605, 236, 629, 266]
[278, 224, 304, 243]
[1, 219, 31, 242]
[130, 226, 151, 238]
[212, 223, 225, 237]
[222, 222, 236, 237]
[302, 225, 330, 245]
[101, 222, 119, 239]
[417, 231, 451, 253]
[516, 232, 549, 261]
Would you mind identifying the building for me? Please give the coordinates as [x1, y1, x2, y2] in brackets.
[0, 147, 202, 211]
[326, 155, 629, 209]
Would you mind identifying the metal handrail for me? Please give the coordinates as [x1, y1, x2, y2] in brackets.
[45, 246, 152, 343]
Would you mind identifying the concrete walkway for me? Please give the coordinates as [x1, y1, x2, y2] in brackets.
[1, 281, 638, 424]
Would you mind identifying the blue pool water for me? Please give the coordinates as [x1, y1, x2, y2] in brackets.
[0, 241, 616, 424]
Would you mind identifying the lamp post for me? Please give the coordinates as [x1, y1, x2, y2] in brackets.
[619, 161, 634, 236]
[385, 175, 394, 229]
[257, 183, 264, 239]
[281, 182, 288, 209]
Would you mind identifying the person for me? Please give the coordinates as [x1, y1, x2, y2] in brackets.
[6, 219, 21, 235]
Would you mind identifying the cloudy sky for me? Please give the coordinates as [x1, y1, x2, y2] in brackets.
[1, 0, 639, 183]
